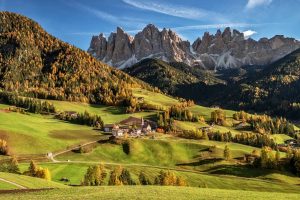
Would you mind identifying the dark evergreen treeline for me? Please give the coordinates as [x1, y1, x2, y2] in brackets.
[157, 101, 203, 130]
[178, 129, 276, 149]
[251, 147, 300, 177]
[56, 111, 104, 129]
[0, 91, 56, 114]
[233, 111, 295, 137]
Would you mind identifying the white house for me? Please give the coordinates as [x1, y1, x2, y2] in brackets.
[112, 129, 124, 137]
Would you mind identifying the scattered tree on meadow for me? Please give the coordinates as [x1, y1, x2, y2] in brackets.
[120, 168, 135, 185]
[138, 171, 151, 185]
[154, 170, 187, 186]
[108, 166, 135, 186]
[8, 156, 20, 174]
[260, 147, 276, 169]
[223, 145, 231, 161]
[211, 109, 226, 125]
[0, 139, 8, 155]
[108, 166, 123, 186]
[83, 164, 106, 186]
[0, 156, 20, 174]
[24, 160, 51, 180]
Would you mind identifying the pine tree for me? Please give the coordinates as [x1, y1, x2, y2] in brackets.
[120, 168, 135, 185]
[138, 171, 151, 185]
[223, 145, 231, 161]
[28, 160, 38, 176]
[275, 150, 280, 166]
[108, 166, 123, 186]
[8, 156, 20, 174]
[260, 147, 269, 168]
[83, 166, 94, 186]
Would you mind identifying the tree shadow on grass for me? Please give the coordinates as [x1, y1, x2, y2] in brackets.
[177, 158, 223, 167]
[203, 164, 273, 178]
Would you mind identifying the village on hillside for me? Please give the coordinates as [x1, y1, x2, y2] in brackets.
[103, 117, 157, 137]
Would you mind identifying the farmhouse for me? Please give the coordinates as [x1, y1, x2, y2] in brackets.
[104, 124, 119, 132]
[199, 126, 212, 132]
[112, 129, 124, 137]
[65, 111, 78, 118]
[104, 116, 156, 137]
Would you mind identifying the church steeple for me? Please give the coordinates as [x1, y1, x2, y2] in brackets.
[141, 117, 144, 126]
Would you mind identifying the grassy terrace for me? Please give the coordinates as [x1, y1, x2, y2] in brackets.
[1, 186, 300, 200]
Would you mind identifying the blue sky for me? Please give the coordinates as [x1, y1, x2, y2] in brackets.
[1, 0, 300, 50]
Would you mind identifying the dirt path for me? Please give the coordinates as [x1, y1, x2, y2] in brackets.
[49, 136, 109, 162]
[0, 178, 27, 189]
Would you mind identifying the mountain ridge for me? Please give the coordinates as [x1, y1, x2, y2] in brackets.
[88, 24, 300, 69]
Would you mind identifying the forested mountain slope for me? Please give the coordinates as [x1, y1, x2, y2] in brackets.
[0, 12, 151, 106]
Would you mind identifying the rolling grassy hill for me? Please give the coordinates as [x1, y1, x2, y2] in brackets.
[17, 162, 300, 193]
[1, 186, 300, 200]
[0, 104, 101, 155]
[0, 172, 68, 189]
[0, 181, 18, 190]
[54, 138, 258, 167]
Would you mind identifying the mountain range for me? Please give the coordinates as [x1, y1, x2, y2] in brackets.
[88, 24, 300, 70]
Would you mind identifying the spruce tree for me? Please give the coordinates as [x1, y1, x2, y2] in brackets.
[138, 171, 151, 185]
[8, 156, 20, 174]
[224, 145, 231, 161]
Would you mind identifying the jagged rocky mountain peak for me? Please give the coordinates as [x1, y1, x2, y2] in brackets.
[88, 24, 300, 69]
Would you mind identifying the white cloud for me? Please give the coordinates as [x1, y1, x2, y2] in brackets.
[122, 0, 224, 21]
[243, 30, 257, 38]
[172, 23, 257, 31]
[246, 0, 273, 9]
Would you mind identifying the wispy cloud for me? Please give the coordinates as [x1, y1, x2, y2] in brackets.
[68, 1, 120, 24]
[64, 1, 147, 28]
[246, 0, 273, 9]
[243, 30, 257, 38]
[171, 23, 258, 31]
[122, 0, 225, 22]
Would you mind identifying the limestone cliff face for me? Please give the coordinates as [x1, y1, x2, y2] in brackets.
[88, 25, 300, 69]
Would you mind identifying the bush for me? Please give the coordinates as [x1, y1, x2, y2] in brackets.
[122, 140, 130, 155]
[0, 156, 20, 174]
[0, 139, 8, 155]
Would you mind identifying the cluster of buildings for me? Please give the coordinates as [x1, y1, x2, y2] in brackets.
[277, 138, 300, 151]
[103, 116, 156, 137]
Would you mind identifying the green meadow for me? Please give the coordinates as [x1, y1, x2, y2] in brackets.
[0, 104, 101, 155]
[0, 172, 68, 189]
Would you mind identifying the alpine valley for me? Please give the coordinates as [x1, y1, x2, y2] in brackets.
[89, 24, 300, 119]
[1, 2, 300, 200]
